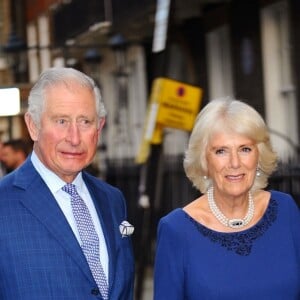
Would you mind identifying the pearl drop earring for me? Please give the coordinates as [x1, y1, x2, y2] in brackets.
[203, 175, 208, 180]
[256, 168, 261, 177]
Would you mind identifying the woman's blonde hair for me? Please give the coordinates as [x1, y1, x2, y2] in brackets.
[183, 97, 278, 193]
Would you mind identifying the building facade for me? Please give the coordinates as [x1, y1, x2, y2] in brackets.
[1, 0, 299, 159]
[1, 0, 300, 297]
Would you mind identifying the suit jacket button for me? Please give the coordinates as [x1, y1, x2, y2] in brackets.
[91, 288, 100, 295]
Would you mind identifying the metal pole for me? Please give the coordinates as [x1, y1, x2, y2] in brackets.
[134, 49, 169, 299]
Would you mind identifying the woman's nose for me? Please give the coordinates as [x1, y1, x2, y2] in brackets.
[229, 151, 241, 168]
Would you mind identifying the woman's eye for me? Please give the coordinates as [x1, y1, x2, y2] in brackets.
[241, 147, 252, 152]
[215, 148, 226, 155]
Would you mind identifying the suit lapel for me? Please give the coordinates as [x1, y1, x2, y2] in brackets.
[14, 159, 95, 285]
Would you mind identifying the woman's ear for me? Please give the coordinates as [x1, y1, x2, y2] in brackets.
[24, 112, 39, 141]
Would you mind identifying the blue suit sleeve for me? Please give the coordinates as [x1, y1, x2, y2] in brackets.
[154, 216, 185, 300]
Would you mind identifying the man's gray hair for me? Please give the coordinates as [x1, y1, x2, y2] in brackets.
[27, 67, 106, 127]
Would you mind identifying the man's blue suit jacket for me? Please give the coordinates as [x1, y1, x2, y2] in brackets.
[0, 157, 135, 299]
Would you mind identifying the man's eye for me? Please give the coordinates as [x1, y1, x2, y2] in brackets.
[78, 119, 91, 126]
[57, 119, 67, 125]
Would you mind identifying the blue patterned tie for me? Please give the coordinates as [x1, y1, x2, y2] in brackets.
[62, 183, 109, 299]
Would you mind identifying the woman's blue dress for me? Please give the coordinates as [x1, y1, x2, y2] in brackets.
[154, 191, 300, 299]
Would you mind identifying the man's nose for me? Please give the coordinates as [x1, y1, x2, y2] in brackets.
[66, 123, 81, 145]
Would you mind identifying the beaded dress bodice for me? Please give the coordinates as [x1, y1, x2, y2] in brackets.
[187, 198, 278, 256]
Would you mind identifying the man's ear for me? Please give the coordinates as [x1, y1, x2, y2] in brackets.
[24, 112, 39, 141]
[97, 117, 106, 134]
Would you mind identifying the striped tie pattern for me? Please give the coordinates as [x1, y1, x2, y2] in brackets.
[62, 183, 108, 299]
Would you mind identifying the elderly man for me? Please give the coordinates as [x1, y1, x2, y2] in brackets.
[0, 67, 135, 299]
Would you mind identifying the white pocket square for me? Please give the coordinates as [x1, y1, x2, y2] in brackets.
[119, 220, 134, 237]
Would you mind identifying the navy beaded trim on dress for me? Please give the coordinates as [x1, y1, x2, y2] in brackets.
[187, 198, 278, 256]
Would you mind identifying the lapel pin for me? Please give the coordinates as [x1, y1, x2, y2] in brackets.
[119, 220, 134, 237]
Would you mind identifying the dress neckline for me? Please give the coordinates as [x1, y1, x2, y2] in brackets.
[182, 196, 278, 255]
[182, 191, 272, 234]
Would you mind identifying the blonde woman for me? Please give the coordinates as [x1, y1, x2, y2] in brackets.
[154, 98, 300, 299]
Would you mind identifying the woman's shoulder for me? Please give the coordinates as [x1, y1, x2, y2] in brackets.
[269, 190, 296, 203]
[160, 208, 185, 224]
[269, 190, 299, 213]
[270, 190, 292, 198]
[158, 208, 190, 234]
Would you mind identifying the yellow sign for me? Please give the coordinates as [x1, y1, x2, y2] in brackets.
[135, 78, 203, 164]
[152, 78, 202, 131]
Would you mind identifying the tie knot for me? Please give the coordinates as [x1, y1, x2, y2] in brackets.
[62, 183, 77, 196]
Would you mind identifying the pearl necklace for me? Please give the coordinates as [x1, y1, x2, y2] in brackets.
[207, 186, 255, 229]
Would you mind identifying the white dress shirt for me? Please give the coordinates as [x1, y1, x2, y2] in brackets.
[31, 151, 109, 281]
